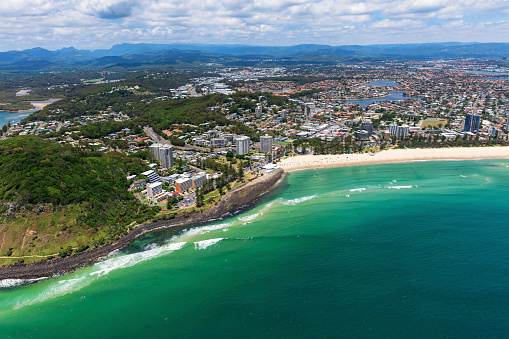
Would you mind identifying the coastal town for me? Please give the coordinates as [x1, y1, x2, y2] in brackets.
[1, 59, 509, 211]
[2, 0, 509, 334]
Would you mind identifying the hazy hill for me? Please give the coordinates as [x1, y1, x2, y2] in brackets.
[0, 42, 508, 70]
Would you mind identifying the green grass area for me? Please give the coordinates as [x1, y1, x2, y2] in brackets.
[0, 204, 113, 265]
[420, 119, 447, 129]
[82, 78, 105, 84]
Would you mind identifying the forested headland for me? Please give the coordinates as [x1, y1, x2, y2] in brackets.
[0, 136, 160, 265]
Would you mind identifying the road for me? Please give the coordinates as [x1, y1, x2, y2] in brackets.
[143, 126, 169, 145]
[143, 125, 220, 153]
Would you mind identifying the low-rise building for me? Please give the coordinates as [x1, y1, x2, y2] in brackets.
[175, 177, 193, 193]
[191, 173, 207, 189]
[133, 179, 146, 188]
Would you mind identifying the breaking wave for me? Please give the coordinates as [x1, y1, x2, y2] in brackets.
[10, 241, 187, 309]
[349, 188, 366, 192]
[0, 277, 47, 289]
[91, 242, 187, 277]
[194, 238, 224, 250]
[281, 195, 317, 205]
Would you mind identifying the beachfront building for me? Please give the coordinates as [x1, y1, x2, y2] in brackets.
[462, 114, 481, 134]
[263, 163, 279, 174]
[360, 120, 374, 135]
[235, 136, 251, 155]
[354, 130, 370, 140]
[506, 114, 509, 131]
[191, 173, 207, 189]
[488, 126, 497, 137]
[396, 125, 410, 139]
[389, 122, 398, 135]
[147, 182, 167, 202]
[260, 134, 273, 154]
[175, 177, 193, 193]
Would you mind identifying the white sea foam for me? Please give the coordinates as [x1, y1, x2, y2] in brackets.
[460, 175, 467, 178]
[388, 185, 412, 189]
[91, 242, 187, 277]
[238, 213, 259, 222]
[14, 276, 89, 309]
[11, 241, 188, 308]
[0, 277, 47, 289]
[281, 195, 317, 205]
[141, 243, 158, 251]
[194, 238, 224, 250]
[349, 188, 366, 192]
[179, 222, 233, 239]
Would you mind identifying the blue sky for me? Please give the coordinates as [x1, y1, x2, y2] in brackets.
[0, 0, 508, 51]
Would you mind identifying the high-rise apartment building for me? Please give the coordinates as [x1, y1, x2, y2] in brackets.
[396, 125, 409, 139]
[260, 134, 273, 154]
[360, 120, 374, 135]
[149, 143, 174, 168]
[235, 136, 251, 155]
[462, 114, 481, 133]
[389, 122, 398, 135]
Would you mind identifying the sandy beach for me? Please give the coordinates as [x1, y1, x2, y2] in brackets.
[30, 99, 60, 109]
[278, 147, 509, 171]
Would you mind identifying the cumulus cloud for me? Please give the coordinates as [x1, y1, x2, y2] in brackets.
[82, 0, 139, 19]
[0, 0, 507, 50]
[371, 19, 425, 29]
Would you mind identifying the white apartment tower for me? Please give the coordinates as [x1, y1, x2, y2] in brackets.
[396, 125, 410, 139]
[235, 136, 251, 155]
[260, 134, 273, 154]
[149, 143, 174, 168]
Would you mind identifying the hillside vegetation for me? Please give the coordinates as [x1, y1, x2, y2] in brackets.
[0, 136, 160, 265]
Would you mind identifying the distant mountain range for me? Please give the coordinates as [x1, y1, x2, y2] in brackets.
[0, 42, 508, 70]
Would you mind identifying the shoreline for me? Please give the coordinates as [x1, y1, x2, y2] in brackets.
[0, 169, 285, 281]
[0, 99, 60, 113]
[278, 147, 509, 171]
[3, 146, 509, 281]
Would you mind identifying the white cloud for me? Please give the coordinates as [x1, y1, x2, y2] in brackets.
[0, 0, 507, 50]
[371, 19, 425, 29]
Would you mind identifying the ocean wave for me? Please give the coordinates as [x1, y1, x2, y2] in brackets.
[281, 195, 317, 205]
[0, 277, 47, 289]
[388, 185, 412, 189]
[14, 276, 89, 309]
[194, 238, 224, 250]
[10, 241, 188, 308]
[349, 188, 366, 192]
[238, 213, 259, 222]
[91, 242, 187, 277]
[179, 222, 233, 239]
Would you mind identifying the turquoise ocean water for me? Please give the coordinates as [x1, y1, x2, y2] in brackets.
[1, 160, 509, 338]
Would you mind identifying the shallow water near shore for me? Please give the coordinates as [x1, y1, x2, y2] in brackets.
[1, 160, 509, 337]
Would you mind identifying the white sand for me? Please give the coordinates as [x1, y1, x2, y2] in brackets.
[278, 147, 509, 171]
